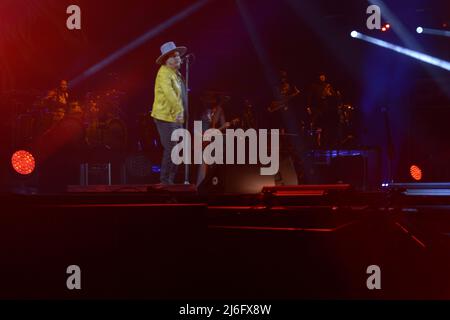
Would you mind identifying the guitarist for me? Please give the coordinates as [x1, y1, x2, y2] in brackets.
[306, 72, 341, 148]
[201, 93, 228, 131]
[269, 70, 305, 183]
[267, 70, 301, 133]
[268, 71, 301, 114]
[196, 93, 234, 187]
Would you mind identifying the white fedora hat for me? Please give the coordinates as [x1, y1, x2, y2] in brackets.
[156, 41, 187, 65]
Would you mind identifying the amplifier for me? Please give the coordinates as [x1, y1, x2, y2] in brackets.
[80, 163, 111, 186]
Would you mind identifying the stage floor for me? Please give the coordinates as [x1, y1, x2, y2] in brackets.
[2, 183, 450, 299]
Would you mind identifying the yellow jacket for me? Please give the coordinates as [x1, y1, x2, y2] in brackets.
[151, 65, 185, 123]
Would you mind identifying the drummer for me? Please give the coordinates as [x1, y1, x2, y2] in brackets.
[44, 80, 70, 112]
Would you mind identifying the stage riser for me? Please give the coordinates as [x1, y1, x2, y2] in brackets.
[0, 205, 206, 299]
[0, 203, 449, 299]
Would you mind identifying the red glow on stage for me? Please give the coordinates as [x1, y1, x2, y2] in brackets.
[385, 24, 390, 29]
[11, 150, 36, 175]
[381, 27, 387, 32]
[410, 165, 422, 181]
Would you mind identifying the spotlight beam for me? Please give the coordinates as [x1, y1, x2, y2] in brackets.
[235, 0, 278, 93]
[416, 27, 450, 38]
[351, 31, 450, 72]
[70, 0, 210, 86]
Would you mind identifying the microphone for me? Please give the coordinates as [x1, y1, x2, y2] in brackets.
[182, 53, 195, 63]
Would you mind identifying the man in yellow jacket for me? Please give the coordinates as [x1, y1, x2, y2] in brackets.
[151, 41, 187, 184]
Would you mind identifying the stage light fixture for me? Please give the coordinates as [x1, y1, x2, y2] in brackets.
[415, 26, 450, 38]
[11, 150, 36, 175]
[410, 165, 422, 181]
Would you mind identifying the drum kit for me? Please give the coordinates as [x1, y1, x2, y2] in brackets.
[300, 104, 355, 149]
[12, 88, 128, 151]
[83, 89, 127, 151]
[300, 103, 356, 149]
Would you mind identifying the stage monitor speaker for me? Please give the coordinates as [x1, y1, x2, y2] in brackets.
[198, 156, 298, 194]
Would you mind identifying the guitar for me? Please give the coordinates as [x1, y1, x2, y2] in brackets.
[203, 118, 240, 141]
[217, 118, 240, 132]
[267, 87, 301, 113]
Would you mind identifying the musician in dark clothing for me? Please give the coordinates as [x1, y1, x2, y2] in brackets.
[200, 94, 227, 131]
[241, 99, 258, 130]
[306, 72, 341, 148]
[44, 80, 70, 112]
[268, 70, 305, 184]
[268, 70, 301, 133]
[196, 93, 230, 187]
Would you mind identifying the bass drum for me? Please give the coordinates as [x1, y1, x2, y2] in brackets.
[102, 118, 128, 151]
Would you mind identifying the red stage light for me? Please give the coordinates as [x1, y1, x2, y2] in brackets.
[381, 27, 387, 32]
[11, 150, 36, 175]
[385, 24, 390, 29]
[410, 165, 422, 181]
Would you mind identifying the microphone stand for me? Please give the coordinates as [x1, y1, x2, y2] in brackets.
[184, 54, 193, 185]
[382, 106, 394, 185]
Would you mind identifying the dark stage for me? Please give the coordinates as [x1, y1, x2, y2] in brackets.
[0, 0, 450, 302]
[1, 184, 450, 300]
